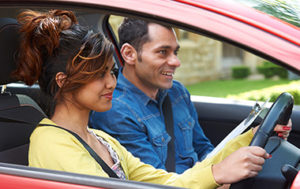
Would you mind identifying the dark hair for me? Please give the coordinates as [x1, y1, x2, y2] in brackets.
[13, 10, 113, 103]
[118, 18, 150, 58]
[118, 18, 172, 61]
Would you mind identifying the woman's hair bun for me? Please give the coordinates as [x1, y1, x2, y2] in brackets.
[13, 10, 78, 85]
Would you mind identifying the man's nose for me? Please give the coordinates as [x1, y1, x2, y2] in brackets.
[168, 54, 181, 67]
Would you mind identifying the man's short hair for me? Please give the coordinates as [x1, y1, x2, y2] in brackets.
[118, 18, 150, 54]
[118, 18, 172, 51]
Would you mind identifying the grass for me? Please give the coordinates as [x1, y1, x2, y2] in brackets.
[186, 79, 298, 98]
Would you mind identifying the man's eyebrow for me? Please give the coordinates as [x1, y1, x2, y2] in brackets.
[158, 45, 171, 49]
[158, 45, 180, 50]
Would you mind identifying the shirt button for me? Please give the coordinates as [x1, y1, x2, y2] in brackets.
[162, 137, 165, 142]
[188, 122, 191, 125]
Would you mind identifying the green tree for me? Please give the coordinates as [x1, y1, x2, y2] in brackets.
[254, 0, 300, 27]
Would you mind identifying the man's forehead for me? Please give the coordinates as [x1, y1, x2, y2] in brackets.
[146, 23, 179, 47]
[148, 23, 174, 35]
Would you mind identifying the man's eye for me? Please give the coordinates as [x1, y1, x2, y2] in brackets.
[174, 50, 179, 56]
[159, 50, 167, 55]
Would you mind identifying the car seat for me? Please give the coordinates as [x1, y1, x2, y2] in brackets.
[0, 18, 46, 165]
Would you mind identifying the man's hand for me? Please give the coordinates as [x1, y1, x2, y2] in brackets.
[212, 146, 270, 185]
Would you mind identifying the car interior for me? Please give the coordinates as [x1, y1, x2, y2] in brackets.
[0, 17, 46, 165]
[0, 12, 182, 189]
[0, 5, 299, 189]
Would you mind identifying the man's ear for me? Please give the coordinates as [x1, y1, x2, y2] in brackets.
[120, 43, 138, 65]
[55, 72, 67, 88]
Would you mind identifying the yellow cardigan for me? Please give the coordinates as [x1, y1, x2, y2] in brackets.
[29, 118, 253, 189]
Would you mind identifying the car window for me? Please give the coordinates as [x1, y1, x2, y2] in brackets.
[108, 15, 300, 105]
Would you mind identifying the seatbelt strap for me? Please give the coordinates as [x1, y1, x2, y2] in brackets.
[38, 123, 119, 179]
[162, 95, 176, 172]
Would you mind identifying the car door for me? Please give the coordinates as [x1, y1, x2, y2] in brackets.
[193, 96, 300, 148]
[0, 162, 181, 189]
[0, 1, 299, 188]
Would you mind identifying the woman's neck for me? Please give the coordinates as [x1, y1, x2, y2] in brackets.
[51, 101, 90, 137]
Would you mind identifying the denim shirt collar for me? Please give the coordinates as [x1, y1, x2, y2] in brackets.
[117, 68, 168, 106]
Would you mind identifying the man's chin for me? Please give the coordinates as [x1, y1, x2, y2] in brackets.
[160, 81, 173, 90]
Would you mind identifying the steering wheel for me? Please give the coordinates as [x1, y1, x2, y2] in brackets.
[230, 92, 294, 189]
[250, 92, 293, 147]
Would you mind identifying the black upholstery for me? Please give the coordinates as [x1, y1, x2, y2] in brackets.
[0, 18, 46, 165]
[0, 18, 19, 85]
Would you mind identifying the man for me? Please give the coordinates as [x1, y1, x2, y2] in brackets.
[90, 18, 214, 174]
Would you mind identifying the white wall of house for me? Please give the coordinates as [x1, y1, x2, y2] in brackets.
[175, 32, 262, 85]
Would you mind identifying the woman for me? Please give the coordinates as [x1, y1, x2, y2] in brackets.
[13, 9, 291, 189]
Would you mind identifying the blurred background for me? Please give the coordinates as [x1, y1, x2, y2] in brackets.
[109, 0, 300, 104]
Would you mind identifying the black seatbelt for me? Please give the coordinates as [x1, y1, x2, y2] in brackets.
[162, 95, 176, 172]
[38, 123, 119, 179]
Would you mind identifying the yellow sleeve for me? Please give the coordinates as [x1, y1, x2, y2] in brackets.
[28, 126, 110, 177]
[206, 129, 254, 165]
[112, 129, 253, 189]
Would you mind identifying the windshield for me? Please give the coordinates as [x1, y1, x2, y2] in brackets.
[233, 0, 300, 28]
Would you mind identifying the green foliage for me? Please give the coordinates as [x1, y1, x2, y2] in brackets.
[186, 79, 293, 98]
[186, 79, 300, 105]
[227, 80, 300, 105]
[232, 66, 250, 79]
[243, 90, 300, 105]
[254, 0, 300, 27]
[257, 61, 288, 79]
[276, 67, 288, 78]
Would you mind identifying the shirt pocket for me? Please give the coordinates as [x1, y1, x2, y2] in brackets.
[151, 132, 170, 162]
[177, 116, 195, 153]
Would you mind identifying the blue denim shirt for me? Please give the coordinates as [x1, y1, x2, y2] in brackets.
[90, 70, 214, 174]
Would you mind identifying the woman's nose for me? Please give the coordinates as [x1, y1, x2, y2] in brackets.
[106, 73, 117, 89]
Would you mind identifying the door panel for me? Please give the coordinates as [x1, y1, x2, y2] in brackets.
[0, 163, 181, 189]
[192, 96, 300, 148]
[0, 174, 105, 189]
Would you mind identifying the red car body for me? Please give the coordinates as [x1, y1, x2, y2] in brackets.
[0, 0, 299, 188]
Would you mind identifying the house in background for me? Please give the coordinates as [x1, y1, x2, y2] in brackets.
[173, 30, 264, 85]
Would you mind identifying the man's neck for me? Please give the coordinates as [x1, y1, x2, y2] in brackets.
[122, 66, 158, 100]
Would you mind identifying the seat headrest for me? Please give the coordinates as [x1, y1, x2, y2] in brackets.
[0, 18, 20, 85]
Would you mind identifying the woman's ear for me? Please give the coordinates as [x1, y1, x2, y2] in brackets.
[120, 43, 138, 65]
[55, 72, 67, 88]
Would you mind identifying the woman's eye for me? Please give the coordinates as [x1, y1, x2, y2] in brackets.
[110, 68, 118, 76]
[100, 72, 106, 78]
